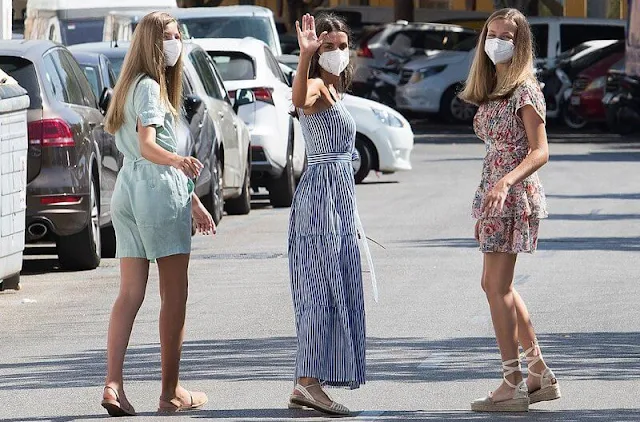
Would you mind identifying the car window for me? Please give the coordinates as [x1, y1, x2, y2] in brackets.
[80, 64, 100, 100]
[209, 51, 256, 81]
[189, 49, 223, 100]
[60, 19, 104, 46]
[264, 47, 287, 83]
[206, 56, 232, 103]
[109, 56, 124, 79]
[49, 50, 85, 106]
[0, 56, 42, 109]
[42, 53, 67, 103]
[108, 64, 117, 87]
[530, 24, 548, 58]
[560, 24, 625, 53]
[60, 50, 97, 107]
[180, 16, 278, 53]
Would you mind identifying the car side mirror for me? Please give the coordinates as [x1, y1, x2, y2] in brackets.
[184, 94, 203, 122]
[233, 88, 255, 113]
[99, 87, 113, 114]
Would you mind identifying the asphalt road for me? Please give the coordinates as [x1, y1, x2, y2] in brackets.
[1, 126, 639, 422]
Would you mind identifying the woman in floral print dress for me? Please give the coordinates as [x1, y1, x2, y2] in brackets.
[459, 8, 561, 413]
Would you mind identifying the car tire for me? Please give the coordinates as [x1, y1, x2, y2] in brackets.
[562, 104, 588, 130]
[441, 85, 477, 124]
[57, 178, 101, 271]
[269, 142, 295, 208]
[353, 137, 372, 184]
[203, 154, 224, 224]
[101, 225, 117, 258]
[225, 157, 251, 215]
[0, 274, 20, 291]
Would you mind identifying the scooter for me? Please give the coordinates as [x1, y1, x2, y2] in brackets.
[606, 75, 640, 135]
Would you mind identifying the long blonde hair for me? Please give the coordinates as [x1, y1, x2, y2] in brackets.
[459, 8, 536, 105]
[105, 11, 183, 134]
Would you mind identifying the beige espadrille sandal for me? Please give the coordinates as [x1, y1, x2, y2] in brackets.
[289, 384, 350, 416]
[471, 358, 530, 412]
[524, 340, 561, 404]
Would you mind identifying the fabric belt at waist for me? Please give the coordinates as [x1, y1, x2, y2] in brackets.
[307, 152, 352, 166]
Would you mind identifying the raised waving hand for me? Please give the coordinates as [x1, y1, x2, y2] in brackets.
[295, 13, 328, 57]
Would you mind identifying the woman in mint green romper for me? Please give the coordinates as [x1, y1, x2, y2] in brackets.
[100, 12, 213, 418]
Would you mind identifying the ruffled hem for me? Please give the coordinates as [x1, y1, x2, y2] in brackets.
[477, 217, 540, 254]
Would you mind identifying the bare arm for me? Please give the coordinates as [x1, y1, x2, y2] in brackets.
[291, 13, 327, 109]
[482, 105, 548, 216]
[137, 120, 202, 179]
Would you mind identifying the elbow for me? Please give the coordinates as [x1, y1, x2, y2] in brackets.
[291, 95, 305, 109]
[540, 149, 549, 165]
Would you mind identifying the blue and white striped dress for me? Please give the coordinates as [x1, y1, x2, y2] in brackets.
[288, 98, 366, 389]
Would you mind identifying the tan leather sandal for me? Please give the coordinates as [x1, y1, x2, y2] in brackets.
[289, 384, 350, 416]
[471, 358, 530, 412]
[524, 340, 561, 404]
[101, 386, 136, 417]
[158, 390, 208, 413]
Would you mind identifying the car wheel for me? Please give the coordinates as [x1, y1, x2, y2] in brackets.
[441, 85, 477, 124]
[225, 157, 251, 215]
[101, 225, 117, 258]
[353, 137, 372, 184]
[203, 154, 224, 224]
[0, 274, 20, 291]
[562, 104, 588, 130]
[57, 179, 101, 271]
[269, 142, 295, 208]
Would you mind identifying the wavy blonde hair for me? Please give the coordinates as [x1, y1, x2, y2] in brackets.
[459, 8, 536, 105]
[105, 11, 183, 134]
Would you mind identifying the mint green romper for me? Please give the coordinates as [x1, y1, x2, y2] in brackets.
[111, 74, 193, 260]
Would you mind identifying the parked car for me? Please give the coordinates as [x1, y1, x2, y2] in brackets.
[70, 41, 254, 221]
[277, 55, 414, 184]
[569, 47, 625, 127]
[353, 21, 478, 89]
[0, 40, 120, 270]
[194, 37, 305, 207]
[173, 6, 282, 56]
[69, 51, 118, 112]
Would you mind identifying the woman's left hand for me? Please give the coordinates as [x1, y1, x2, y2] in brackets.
[482, 179, 510, 217]
[192, 198, 216, 236]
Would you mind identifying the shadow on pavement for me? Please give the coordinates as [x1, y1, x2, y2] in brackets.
[401, 236, 640, 252]
[4, 408, 640, 422]
[549, 151, 640, 162]
[0, 332, 638, 390]
[546, 193, 640, 200]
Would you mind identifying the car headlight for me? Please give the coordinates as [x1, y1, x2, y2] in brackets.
[372, 108, 404, 128]
[586, 76, 606, 91]
[408, 65, 447, 84]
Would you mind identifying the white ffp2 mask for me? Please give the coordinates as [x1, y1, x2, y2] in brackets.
[484, 38, 514, 65]
[319, 48, 350, 76]
[163, 39, 182, 67]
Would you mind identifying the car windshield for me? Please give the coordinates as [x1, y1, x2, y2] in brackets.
[79, 64, 101, 99]
[180, 16, 277, 52]
[452, 35, 478, 51]
[60, 19, 104, 46]
[208, 52, 256, 81]
[0, 56, 42, 109]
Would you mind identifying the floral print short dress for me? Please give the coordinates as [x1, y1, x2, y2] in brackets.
[472, 79, 548, 254]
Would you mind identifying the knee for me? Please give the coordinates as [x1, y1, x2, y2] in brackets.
[118, 288, 146, 310]
[482, 277, 512, 298]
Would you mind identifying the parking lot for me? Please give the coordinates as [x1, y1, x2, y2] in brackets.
[1, 123, 639, 421]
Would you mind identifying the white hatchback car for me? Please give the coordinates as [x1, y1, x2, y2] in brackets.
[277, 55, 413, 184]
[194, 37, 305, 207]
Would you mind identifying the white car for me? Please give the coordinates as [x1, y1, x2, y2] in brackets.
[277, 55, 413, 184]
[194, 37, 305, 207]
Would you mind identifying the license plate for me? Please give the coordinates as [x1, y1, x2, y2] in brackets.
[602, 92, 613, 104]
[571, 96, 580, 106]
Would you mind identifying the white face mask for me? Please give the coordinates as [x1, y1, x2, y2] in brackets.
[163, 39, 182, 67]
[484, 38, 515, 65]
[318, 48, 350, 76]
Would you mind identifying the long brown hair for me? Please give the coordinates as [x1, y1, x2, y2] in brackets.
[459, 8, 536, 105]
[105, 11, 183, 134]
[310, 12, 353, 93]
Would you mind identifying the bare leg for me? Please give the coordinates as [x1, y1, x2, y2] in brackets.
[104, 258, 150, 407]
[513, 289, 548, 391]
[481, 252, 522, 402]
[156, 253, 191, 402]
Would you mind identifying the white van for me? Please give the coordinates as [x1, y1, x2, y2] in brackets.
[24, 0, 177, 45]
[395, 17, 627, 122]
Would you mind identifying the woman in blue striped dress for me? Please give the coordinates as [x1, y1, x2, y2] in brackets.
[287, 13, 364, 417]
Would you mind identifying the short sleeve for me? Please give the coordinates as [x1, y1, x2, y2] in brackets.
[133, 77, 165, 128]
[514, 80, 546, 124]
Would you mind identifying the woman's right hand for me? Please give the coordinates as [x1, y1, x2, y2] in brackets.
[474, 220, 481, 242]
[295, 13, 327, 57]
[172, 155, 203, 179]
